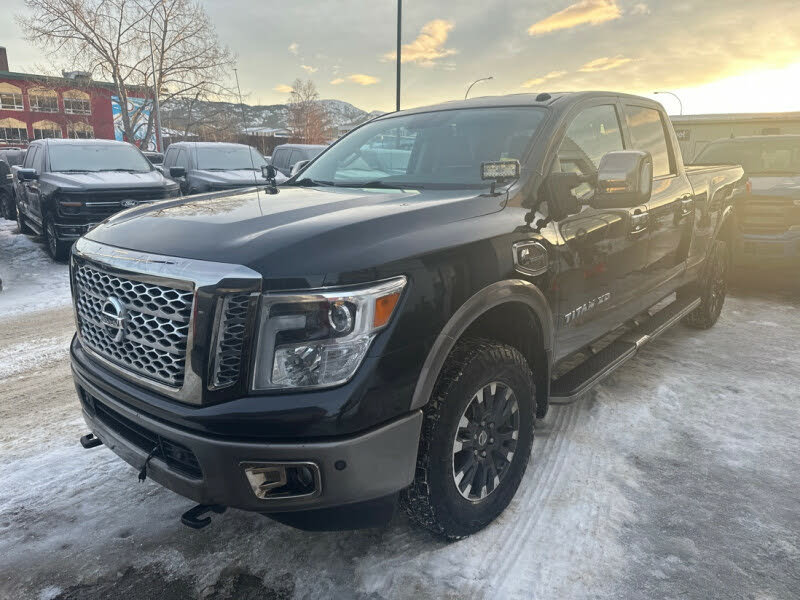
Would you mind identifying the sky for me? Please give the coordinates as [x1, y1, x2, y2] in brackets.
[3, 0, 800, 114]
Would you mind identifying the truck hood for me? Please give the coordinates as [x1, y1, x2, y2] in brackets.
[86, 185, 504, 286]
[191, 169, 266, 186]
[45, 170, 170, 191]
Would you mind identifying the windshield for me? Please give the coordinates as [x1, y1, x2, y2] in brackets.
[49, 143, 152, 173]
[296, 107, 547, 189]
[195, 145, 267, 170]
[694, 138, 800, 175]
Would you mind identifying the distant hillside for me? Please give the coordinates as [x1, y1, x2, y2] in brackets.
[161, 98, 384, 132]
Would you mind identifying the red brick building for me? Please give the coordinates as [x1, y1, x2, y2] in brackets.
[0, 47, 144, 148]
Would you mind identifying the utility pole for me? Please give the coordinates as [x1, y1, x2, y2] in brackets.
[396, 0, 401, 112]
[147, 4, 163, 152]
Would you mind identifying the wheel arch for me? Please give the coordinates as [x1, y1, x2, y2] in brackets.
[410, 279, 554, 415]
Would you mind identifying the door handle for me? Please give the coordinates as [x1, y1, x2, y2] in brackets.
[679, 196, 694, 217]
[630, 211, 649, 236]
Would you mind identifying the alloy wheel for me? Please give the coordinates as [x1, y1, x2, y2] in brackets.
[452, 381, 520, 502]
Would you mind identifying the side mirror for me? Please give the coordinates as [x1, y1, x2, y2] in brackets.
[591, 150, 652, 209]
[262, 164, 277, 180]
[169, 166, 186, 178]
[154, 165, 164, 174]
[290, 160, 310, 177]
[17, 168, 38, 181]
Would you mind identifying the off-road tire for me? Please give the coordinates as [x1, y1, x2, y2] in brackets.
[44, 215, 69, 262]
[400, 338, 535, 539]
[0, 192, 13, 220]
[683, 239, 728, 329]
[16, 204, 32, 234]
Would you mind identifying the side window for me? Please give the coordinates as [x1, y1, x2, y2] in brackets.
[23, 146, 38, 169]
[287, 150, 299, 167]
[33, 147, 46, 172]
[556, 104, 624, 198]
[272, 148, 287, 169]
[163, 148, 176, 168]
[175, 149, 189, 170]
[623, 105, 672, 177]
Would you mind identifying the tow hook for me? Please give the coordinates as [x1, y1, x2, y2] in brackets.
[80, 433, 103, 449]
[180, 504, 227, 530]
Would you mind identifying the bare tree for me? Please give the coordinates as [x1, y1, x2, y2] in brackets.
[18, 0, 235, 148]
[287, 79, 331, 144]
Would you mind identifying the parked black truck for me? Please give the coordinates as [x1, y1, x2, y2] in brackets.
[162, 141, 278, 195]
[15, 139, 179, 260]
[692, 134, 800, 266]
[0, 147, 25, 221]
[70, 92, 743, 538]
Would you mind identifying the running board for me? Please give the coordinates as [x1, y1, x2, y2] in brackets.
[550, 296, 701, 403]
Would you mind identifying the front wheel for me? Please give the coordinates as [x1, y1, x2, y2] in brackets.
[400, 339, 535, 539]
[16, 204, 32, 234]
[44, 215, 70, 262]
[683, 239, 728, 329]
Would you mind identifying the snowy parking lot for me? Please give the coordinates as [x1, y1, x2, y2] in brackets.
[1, 220, 799, 599]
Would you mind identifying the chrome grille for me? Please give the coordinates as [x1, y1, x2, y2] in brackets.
[74, 262, 194, 387]
[738, 195, 800, 235]
[211, 294, 251, 388]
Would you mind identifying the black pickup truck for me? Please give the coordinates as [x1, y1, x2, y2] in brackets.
[14, 139, 179, 260]
[69, 92, 743, 538]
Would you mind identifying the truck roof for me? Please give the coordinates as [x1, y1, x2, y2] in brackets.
[167, 141, 255, 149]
[31, 138, 134, 147]
[380, 91, 661, 119]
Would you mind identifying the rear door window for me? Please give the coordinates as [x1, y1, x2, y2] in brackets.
[623, 105, 673, 177]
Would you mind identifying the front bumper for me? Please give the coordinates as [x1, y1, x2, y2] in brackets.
[73, 363, 422, 513]
[734, 229, 800, 266]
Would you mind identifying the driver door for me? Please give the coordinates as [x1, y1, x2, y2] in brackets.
[550, 102, 650, 360]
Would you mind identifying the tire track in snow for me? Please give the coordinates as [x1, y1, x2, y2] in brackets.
[485, 400, 582, 597]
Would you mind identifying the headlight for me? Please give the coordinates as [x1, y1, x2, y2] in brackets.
[252, 276, 407, 390]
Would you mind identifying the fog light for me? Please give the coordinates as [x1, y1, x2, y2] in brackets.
[242, 462, 320, 499]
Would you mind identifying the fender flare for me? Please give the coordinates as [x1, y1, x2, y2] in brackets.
[712, 204, 734, 246]
[409, 279, 554, 410]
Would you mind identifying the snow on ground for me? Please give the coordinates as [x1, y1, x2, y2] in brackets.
[1, 283, 798, 600]
[0, 221, 72, 319]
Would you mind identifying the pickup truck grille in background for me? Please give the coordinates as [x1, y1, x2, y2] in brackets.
[211, 294, 251, 389]
[73, 261, 194, 387]
[61, 189, 168, 218]
[738, 195, 800, 235]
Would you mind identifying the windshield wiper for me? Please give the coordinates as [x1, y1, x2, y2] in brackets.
[53, 169, 90, 173]
[334, 180, 425, 189]
[292, 178, 335, 187]
[96, 168, 142, 173]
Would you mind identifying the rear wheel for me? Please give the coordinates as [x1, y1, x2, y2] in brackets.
[401, 338, 535, 539]
[683, 239, 728, 329]
[44, 215, 69, 262]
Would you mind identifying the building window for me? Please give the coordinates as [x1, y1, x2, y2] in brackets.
[0, 117, 29, 144]
[67, 122, 94, 139]
[63, 90, 92, 115]
[33, 120, 62, 139]
[29, 88, 60, 113]
[0, 83, 24, 111]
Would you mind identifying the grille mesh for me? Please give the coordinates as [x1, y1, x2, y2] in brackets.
[212, 294, 251, 388]
[74, 262, 194, 387]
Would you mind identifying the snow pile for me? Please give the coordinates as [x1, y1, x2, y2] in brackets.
[0, 221, 72, 320]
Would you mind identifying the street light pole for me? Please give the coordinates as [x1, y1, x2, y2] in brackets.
[396, 0, 401, 112]
[465, 76, 493, 100]
[147, 6, 163, 152]
[653, 91, 683, 115]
